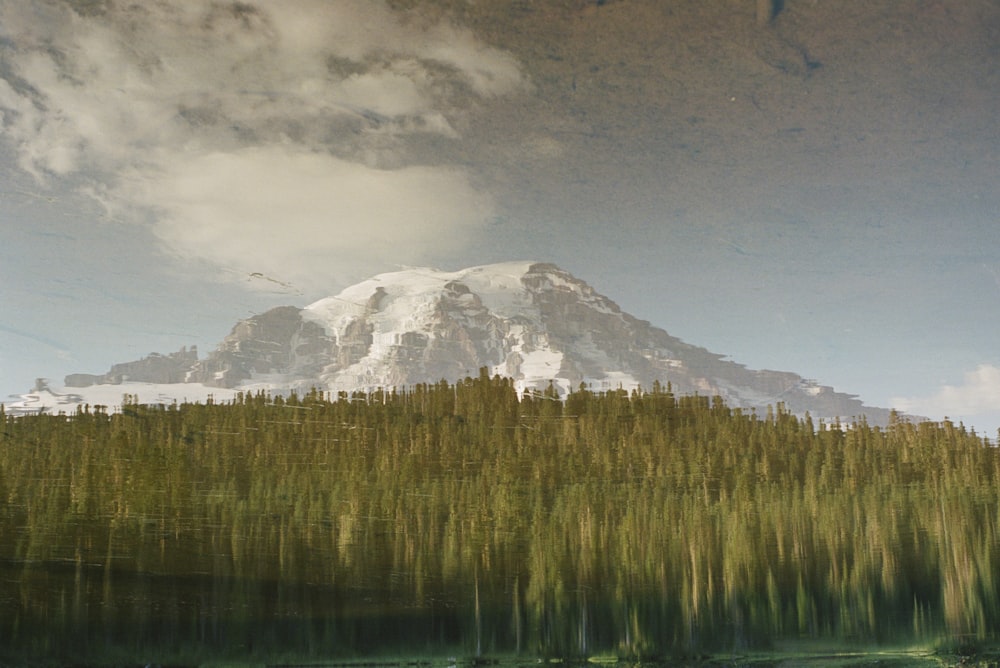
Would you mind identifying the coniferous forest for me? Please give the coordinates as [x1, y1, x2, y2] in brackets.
[2, 371, 1000, 664]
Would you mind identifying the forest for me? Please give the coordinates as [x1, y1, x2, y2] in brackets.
[2, 371, 999, 664]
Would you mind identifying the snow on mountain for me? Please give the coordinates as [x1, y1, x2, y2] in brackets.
[5, 261, 897, 423]
[302, 261, 621, 395]
[3, 380, 239, 416]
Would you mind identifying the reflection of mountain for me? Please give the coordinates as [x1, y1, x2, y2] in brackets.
[3, 378, 992, 662]
[65, 347, 199, 387]
[64, 261, 895, 424]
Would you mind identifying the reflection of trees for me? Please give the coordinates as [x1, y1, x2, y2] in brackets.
[1, 380, 1000, 662]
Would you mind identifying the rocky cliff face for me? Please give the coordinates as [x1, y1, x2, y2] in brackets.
[66, 262, 894, 423]
[65, 347, 199, 386]
[188, 306, 332, 388]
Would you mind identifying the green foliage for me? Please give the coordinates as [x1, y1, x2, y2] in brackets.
[1, 372, 999, 661]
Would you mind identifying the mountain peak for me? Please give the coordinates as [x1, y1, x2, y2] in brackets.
[311, 261, 552, 315]
[8, 261, 897, 424]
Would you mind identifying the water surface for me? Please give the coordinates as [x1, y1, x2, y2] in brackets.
[3, 382, 999, 665]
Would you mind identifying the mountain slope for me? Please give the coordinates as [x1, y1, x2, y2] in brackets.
[37, 261, 894, 424]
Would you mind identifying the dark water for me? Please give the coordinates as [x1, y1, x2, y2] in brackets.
[2, 483, 995, 666]
[3, 388, 1000, 665]
[0, 552, 975, 666]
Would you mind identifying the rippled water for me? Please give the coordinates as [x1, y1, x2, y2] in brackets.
[1, 488, 994, 666]
[0, 560, 976, 666]
[3, 388, 1000, 665]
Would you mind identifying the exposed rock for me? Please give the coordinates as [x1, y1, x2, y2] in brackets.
[189, 306, 332, 388]
[59, 262, 898, 424]
[65, 347, 199, 386]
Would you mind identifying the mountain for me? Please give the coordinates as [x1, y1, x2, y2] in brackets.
[22, 261, 896, 424]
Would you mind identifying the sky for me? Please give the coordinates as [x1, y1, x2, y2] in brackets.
[1, 0, 999, 434]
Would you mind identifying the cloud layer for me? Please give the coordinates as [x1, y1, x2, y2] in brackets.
[0, 0, 524, 288]
[132, 147, 493, 284]
[892, 364, 1000, 432]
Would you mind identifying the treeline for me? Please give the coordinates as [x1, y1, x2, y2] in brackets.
[1, 371, 999, 661]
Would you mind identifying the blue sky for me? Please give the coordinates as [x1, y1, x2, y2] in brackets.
[2, 0, 1000, 434]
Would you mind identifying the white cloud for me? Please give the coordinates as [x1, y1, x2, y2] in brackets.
[0, 0, 522, 284]
[892, 364, 1000, 434]
[125, 146, 494, 289]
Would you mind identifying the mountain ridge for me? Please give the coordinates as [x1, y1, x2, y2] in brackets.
[40, 261, 897, 424]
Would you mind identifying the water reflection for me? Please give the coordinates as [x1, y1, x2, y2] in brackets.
[2, 382, 1000, 664]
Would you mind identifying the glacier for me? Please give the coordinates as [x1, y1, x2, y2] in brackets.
[3, 261, 898, 424]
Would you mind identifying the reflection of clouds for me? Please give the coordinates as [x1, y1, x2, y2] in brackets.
[892, 364, 1000, 424]
[0, 0, 524, 288]
[982, 264, 1000, 292]
[0, 323, 71, 355]
[128, 147, 493, 288]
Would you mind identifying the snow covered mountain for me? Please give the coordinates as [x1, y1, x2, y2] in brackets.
[8, 261, 895, 423]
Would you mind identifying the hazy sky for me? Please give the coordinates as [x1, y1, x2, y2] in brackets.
[2, 0, 1000, 433]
